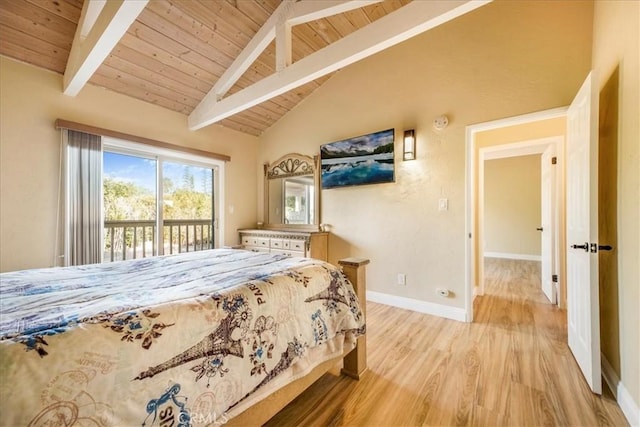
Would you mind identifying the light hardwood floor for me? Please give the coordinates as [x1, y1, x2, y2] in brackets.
[265, 258, 628, 426]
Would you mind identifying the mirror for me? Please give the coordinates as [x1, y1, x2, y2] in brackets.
[264, 153, 320, 230]
[268, 176, 315, 224]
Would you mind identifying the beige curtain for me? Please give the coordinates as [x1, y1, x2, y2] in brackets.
[66, 130, 102, 265]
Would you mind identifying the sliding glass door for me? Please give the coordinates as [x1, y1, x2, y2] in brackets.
[103, 152, 157, 262]
[102, 146, 218, 262]
[162, 161, 214, 255]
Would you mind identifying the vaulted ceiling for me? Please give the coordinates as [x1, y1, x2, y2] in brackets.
[0, 0, 488, 136]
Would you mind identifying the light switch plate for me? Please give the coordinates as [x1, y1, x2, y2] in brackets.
[397, 273, 406, 286]
[438, 198, 448, 211]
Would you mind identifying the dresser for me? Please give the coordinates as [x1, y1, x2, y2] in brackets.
[238, 229, 329, 261]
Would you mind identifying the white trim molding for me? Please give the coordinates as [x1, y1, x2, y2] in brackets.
[602, 354, 640, 426]
[602, 354, 619, 398]
[484, 252, 542, 262]
[367, 291, 466, 322]
[467, 107, 568, 133]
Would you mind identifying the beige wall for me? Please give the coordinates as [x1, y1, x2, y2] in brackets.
[0, 57, 259, 272]
[259, 1, 592, 307]
[474, 119, 567, 147]
[484, 155, 541, 257]
[592, 0, 640, 407]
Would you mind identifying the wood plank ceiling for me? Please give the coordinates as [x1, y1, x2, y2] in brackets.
[0, 0, 410, 136]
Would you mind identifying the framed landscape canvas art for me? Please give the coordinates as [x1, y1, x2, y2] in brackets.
[320, 128, 395, 189]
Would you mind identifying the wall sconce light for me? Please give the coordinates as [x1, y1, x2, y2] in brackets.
[403, 129, 416, 161]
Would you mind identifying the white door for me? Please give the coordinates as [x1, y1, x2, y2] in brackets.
[566, 71, 601, 394]
[540, 146, 556, 303]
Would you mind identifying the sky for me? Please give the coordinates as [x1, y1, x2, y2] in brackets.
[103, 152, 212, 194]
[321, 128, 394, 155]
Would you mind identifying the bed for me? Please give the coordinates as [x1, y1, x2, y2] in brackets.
[0, 249, 368, 426]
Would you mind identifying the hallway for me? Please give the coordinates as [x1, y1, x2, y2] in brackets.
[264, 258, 628, 426]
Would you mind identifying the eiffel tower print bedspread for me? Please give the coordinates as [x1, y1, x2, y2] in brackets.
[0, 249, 365, 426]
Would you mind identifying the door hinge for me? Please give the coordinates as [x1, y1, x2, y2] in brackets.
[552, 274, 558, 283]
[551, 156, 557, 165]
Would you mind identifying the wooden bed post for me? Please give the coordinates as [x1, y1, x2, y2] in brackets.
[338, 257, 369, 379]
[227, 258, 370, 425]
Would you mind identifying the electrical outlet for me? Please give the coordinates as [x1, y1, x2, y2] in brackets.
[397, 273, 406, 286]
[437, 288, 450, 297]
[438, 198, 448, 211]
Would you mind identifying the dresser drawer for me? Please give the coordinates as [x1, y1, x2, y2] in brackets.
[288, 239, 305, 252]
[238, 229, 327, 261]
[241, 235, 270, 248]
[271, 249, 290, 257]
[255, 237, 269, 248]
[270, 239, 285, 249]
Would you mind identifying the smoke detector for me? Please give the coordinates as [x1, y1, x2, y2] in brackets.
[433, 115, 449, 131]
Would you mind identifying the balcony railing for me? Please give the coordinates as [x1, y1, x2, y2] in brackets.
[104, 219, 213, 262]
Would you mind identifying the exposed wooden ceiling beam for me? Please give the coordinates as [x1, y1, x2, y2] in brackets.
[275, 18, 293, 72]
[189, 0, 492, 131]
[288, 0, 382, 26]
[79, 0, 107, 39]
[212, 0, 296, 101]
[205, 0, 383, 102]
[63, 0, 148, 96]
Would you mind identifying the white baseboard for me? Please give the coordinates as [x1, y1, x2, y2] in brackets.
[484, 252, 542, 261]
[602, 354, 640, 426]
[619, 386, 640, 427]
[366, 290, 466, 322]
[602, 355, 619, 398]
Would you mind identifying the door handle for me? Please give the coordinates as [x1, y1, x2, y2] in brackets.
[536, 227, 543, 231]
[590, 243, 613, 253]
[571, 243, 589, 252]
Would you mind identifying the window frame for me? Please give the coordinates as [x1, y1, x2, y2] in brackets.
[102, 137, 225, 256]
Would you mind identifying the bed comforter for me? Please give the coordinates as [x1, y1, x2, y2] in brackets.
[0, 249, 365, 426]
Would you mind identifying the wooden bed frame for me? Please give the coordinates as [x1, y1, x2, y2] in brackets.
[228, 257, 369, 425]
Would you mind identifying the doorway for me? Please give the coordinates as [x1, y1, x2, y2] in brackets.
[464, 108, 568, 322]
[478, 137, 562, 301]
[466, 73, 617, 398]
